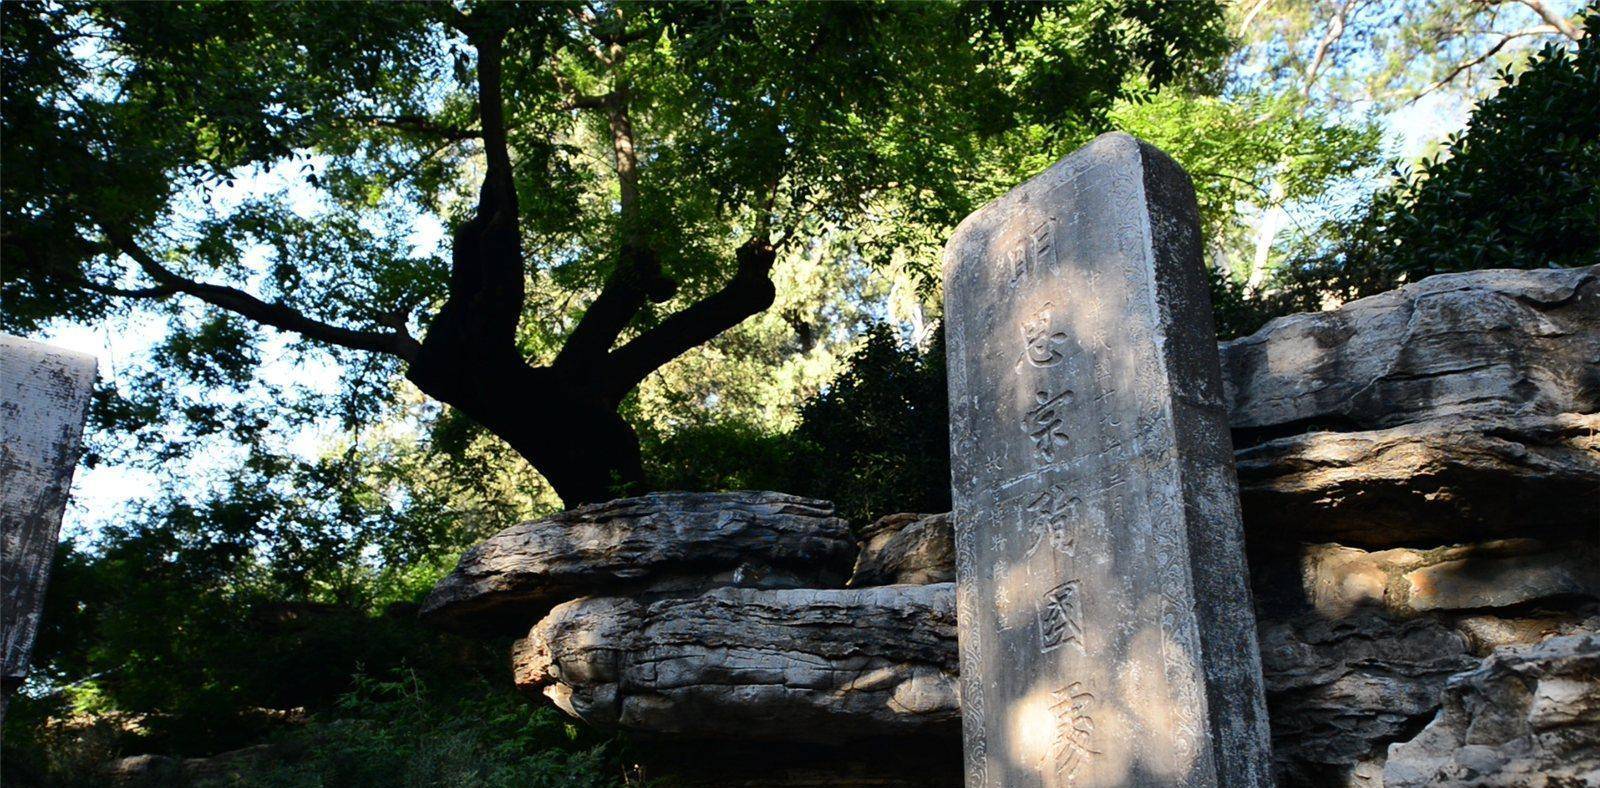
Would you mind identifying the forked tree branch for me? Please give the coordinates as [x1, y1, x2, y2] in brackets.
[552, 13, 678, 369]
[1302, 0, 1364, 98]
[76, 274, 180, 299]
[419, 15, 528, 358]
[603, 237, 777, 395]
[1407, 25, 1559, 102]
[473, 31, 515, 201]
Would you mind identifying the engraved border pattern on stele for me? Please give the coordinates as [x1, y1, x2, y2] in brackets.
[1109, 139, 1216, 786]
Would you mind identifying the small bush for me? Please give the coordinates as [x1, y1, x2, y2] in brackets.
[238, 671, 622, 788]
[789, 326, 951, 526]
[640, 419, 798, 494]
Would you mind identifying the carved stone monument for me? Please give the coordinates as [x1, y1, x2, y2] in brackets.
[942, 133, 1273, 787]
[2, 335, 96, 717]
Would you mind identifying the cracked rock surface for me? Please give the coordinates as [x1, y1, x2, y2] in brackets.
[1292, 539, 1600, 618]
[420, 491, 854, 631]
[1384, 631, 1600, 787]
[1220, 265, 1599, 436]
[1258, 614, 1479, 786]
[424, 267, 1600, 785]
[848, 512, 955, 586]
[1235, 413, 1600, 547]
[514, 584, 961, 743]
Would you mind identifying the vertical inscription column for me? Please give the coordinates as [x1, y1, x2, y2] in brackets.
[1, 335, 97, 722]
[943, 133, 1273, 788]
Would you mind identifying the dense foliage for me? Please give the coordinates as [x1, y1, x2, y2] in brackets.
[1, 0, 1234, 504]
[638, 325, 948, 528]
[226, 674, 620, 788]
[1264, 11, 1600, 318]
[789, 327, 950, 525]
[6, 670, 621, 787]
[662, 15, 1600, 521]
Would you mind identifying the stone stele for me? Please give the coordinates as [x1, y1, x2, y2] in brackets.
[1, 335, 96, 711]
[942, 133, 1274, 787]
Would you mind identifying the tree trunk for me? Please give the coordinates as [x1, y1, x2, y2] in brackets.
[405, 344, 646, 507]
[392, 18, 771, 509]
[402, 106, 649, 507]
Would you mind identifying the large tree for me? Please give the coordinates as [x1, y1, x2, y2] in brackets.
[4, 1, 1226, 505]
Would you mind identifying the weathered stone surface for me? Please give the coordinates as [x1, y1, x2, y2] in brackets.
[1404, 546, 1600, 613]
[819, 418, 1600, 592]
[943, 131, 1271, 785]
[1384, 631, 1600, 787]
[1450, 612, 1600, 655]
[1236, 413, 1600, 547]
[1221, 265, 1599, 437]
[1258, 614, 1477, 787]
[514, 584, 961, 743]
[1295, 540, 1599, 618]
[521, 582, 1552, 787]
[1, 335, 96, 707]
[849, 512, 955, 587]
[420, 491, 854, 631]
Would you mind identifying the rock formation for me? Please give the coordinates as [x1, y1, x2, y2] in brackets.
[1384, 632, 1600, 787]
[1234, 413, 1599, 547]
[426, 266, 1599, 786]
[1220, 265, 1598, 435]
[421, 491, 854, 631]
[1258, 614, 1478, 785]
[515, 584, 960, 742]
[847, 512, 954, 587]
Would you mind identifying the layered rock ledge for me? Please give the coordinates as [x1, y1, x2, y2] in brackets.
[848, 512, 954, 587]
[1295, 539, 1600, 618]
[426, 266, 1600, 786]
[421, 491, 853, 631]
[513, 584, 960, 743]
[510, 580, 1599, 785]
[1220, 265, 1598, 436]
[1258, 614, 1478, 785]
[1235, 412, 1600, 547]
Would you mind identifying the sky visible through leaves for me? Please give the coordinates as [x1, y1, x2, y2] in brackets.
[33, 0, 1587, 544]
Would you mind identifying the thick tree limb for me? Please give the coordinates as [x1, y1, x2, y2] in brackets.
[473, 32, 515, 201]
[552, 19, 678, 370]
[1516, 0, 1585, 40]
[557, 93, 611, 111]
[603, 238, 777, 395]
[420, 19, 526, 357]
[100, 225, 421, 361]
[74, 273, 179, 299]
[553, 244, 678, 369]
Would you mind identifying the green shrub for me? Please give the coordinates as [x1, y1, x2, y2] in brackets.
[5, 530, 513, 766]
[640, 419, 798, 495]
[237, 671, 621, 788]
[788, 326, 951, 526]
[1275, 12, 1600, 310]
